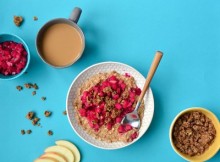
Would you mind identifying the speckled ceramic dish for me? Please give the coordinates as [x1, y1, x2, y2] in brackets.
[66, 62, 154, 149]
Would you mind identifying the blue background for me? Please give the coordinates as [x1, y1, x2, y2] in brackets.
[0, 0, 220, 161]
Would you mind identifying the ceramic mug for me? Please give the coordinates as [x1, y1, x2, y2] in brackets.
[36, 7, 85, 68]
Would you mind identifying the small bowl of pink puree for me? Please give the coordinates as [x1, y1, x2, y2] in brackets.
[0, 33, 30, 80]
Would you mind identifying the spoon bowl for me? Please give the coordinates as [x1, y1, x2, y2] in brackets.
[121, 110, 140, 128]
[121, 51, 163, 128]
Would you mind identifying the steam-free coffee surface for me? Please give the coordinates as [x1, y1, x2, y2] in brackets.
[40, 23, 83, 66]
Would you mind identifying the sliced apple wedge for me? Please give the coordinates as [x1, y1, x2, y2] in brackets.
[41, 152, 67, 162]
[55, 140, 81, 162]
[45, 145, 74, 162]
[35, 156, 58, 162]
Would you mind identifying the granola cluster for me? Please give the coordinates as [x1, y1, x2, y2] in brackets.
[172, 111, 216, 156]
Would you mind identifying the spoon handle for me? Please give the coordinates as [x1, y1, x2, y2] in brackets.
[138, 51, 163, 103]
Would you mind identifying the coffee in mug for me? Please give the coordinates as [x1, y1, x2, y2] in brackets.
[36, 7, 85, 68]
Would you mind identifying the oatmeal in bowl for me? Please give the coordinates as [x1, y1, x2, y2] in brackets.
[66, 62, 154, 149]
[74, 71, 144, 143]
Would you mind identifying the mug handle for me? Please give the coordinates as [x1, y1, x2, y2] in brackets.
[69, 7, 82, 24]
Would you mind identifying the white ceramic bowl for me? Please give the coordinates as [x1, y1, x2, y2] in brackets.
[66, 62, 154, 149]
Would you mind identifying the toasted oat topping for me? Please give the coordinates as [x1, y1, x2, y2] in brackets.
[32, 91, 36, 96]
[32, 117, 40, 125]
[24, 83, 33, 89]
[26, 130, 32, 134]
[172, 111, 216, 156]
[21, 129, 25, 135]
[16, 86, 23, 91]
[14, 16, 23, 26]
[26, 111, 34, 120]
[33, 16, 38, 21]
[44, 111, 51, 117]
[32, 83, 38, 90]
[63, 110, 67, 115]
[48, 130, 53, 136]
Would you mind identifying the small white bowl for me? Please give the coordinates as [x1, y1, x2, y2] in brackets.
[66, 62, 154, 149]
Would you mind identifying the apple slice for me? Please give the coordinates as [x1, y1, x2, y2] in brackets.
[41, 152, 67, 162]
[45, 145, 74, 162]
[35, 156, 58, 162]
[55, 140, 81, 162]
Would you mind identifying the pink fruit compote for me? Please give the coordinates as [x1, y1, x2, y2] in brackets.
[0, 41, 27, 76]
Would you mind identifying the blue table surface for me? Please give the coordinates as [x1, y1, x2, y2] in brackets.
[0, 0, 220, 161]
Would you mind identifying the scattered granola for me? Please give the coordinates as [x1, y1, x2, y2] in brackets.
[32, 83, 38, 90]
[13, 16, 23, 26]
[48, 130, 53, 136]
[26, 130, 32, 134]
[16, 86, 23, 91]
[32, 91, 36, 96]
[33, 16, 38, 21]
[26, 111, 34, 120]
[24, 83, 33, 89]
[63, 110, 67, 115]
[21, 129, 25, 135]
[44, 111, 51, 117]
[23, 83, 39, 91]
[17, 83, 51, 135]
[32, 117, 40, 125]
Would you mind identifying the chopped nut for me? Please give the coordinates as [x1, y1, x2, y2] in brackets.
[26, 130, 32, 134]
[32, 117, 40, 125]
[63, 110, 67, 115]
[26, 111, 34, 120]
[24, 83, 33, 89]
[32, 91, 36, 96]
[32, 83, 38, 90]
[14, 16, 23, 26]
[44, 111, 51, 117]
[21, 129, 25, 135]
[16, 86, 23, 91]
[48, 130, 53, 136]
[41, 97, 46, 101]
[33, 16, 38, 21]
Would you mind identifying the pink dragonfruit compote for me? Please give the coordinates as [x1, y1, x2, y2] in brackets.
[74, 71, 144, 143]
[0, 41, 27, 76]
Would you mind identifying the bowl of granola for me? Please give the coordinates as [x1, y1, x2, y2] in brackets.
[169, 107, 220, 161]
[66, 62, 154, 149]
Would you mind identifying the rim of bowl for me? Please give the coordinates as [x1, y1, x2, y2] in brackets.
[169, 107, 220, 161]
[66, 61, 154, 149]
[0, 33, 30, 80]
